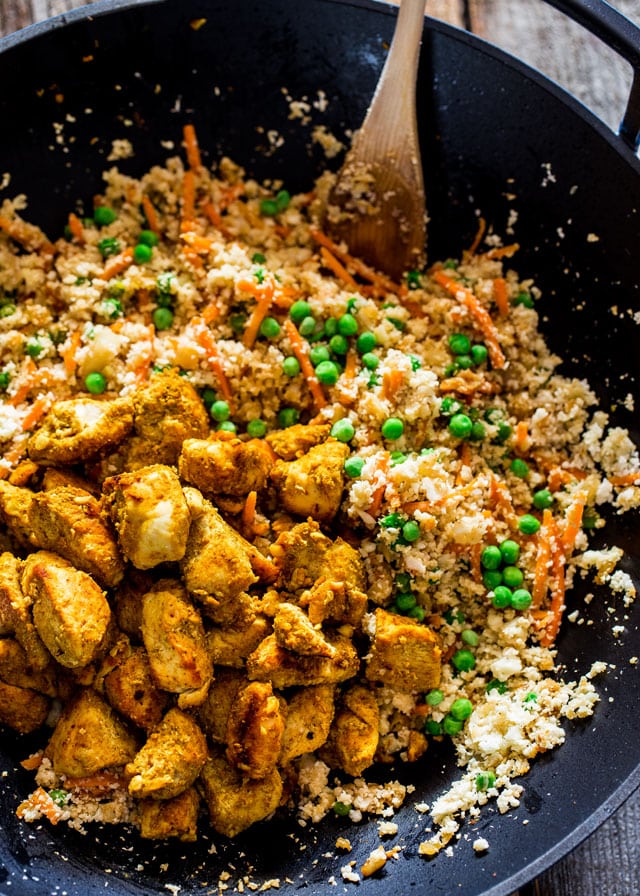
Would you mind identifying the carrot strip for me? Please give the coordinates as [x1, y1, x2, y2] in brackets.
[470, 542, 483, 583]
[539, 514, 566, 648]
[381, 367, 404, 400]
[482, 243, 520, 260]
[183, 123, 202, 170]
[141, 195, 161, 234]
[61, 330, 82, 377]
[67, 212, 85, 244]
[532, 508, 554, 608]
[242, 489, 258, 537]
[181, 232, 216, 253]
[20, 752, 44, 771]
[181, 169, 196, 226]
[16, 787, 62, 824]
[433, 270, 506, 370]
[102, 246, 134, 280]
[467, 217, 487, 255]
[283, 318, 327, 411]
[320, 246, 358, 287]
[243, 276, 275, 349]
[193, 319, 234, 410]
[608, 472, 640, 486]
[561, 486, 589, 554]
[21, 396, 48, 432]
[0, 214, 56, 255]
[310, 229, 406, 297]
[492, 277, 510, 316]
[368, 452, 390, 518]
[200, 301, 220, 325]
[514, 420, 529, 453]
[7, 359, 37, 407]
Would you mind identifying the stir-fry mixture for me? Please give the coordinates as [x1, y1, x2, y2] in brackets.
[0, 125, 638, 865]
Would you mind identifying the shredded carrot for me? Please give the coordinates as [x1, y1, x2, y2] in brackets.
[241, 489, 259, 538]
[310, 229, 406, 297]
[62, 330, 82, 377]
[608, 472, 640, 486]
[532, 508, 554, 608]
[0, 214, 56, 255]
[102, 246, 134, 280]
[200, 301, 220, 325]
[130, 324, 155, 384]
[492, 277, 510, 316]
[141, 195, 161, 234]
[401, 500, 436, 515]
[181, 169, 196, 226]
[282, 318, 327, 411]
[193, 319, 234, 410]
[546, 465, 586, 492]
[343, 349, 358, 381]
[67, 212, 85, 244]
[456, 441, 472, 485]
[320, 246, 358, 287]
[7, 358, 37, 407]
[181, 231, 216, 254]
[21, 396, 48, 432]
[368, 452, 390, 518]
[482, 243, 520, 261]
[433, 270, 506, 370]
[20, 752, 44, 771]
[66, 770, 124, 794]
[514, 420, 530, 453]
[467, 217, 487, 255]
[539, 514, 566, 648]
[242, 275, 276, 349]
[183, 123, 202, 170]
[470, 542, 483, 583]
[561, 486, 589, 554]
[16, 787, 62, 824]
[382, 367, 404, 401]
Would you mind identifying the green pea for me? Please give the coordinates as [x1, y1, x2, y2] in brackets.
[461, 629, 480, 647]
[471, 344, 488, 366]
[337, 313, 358, 336]
[491, 585, 513, 609]
[315, 360, 340, 386]
[153, 307, 173, 330]
[480, 545, 502, 570]
[331, 419, 355, 443]
[361, 352, 379, 370]
[449, 413, 473, 439]
[408, 605, 426, 622]
[486, 679, 507, 695]
[533, 488, 554, 509]
[282, 356, 301, 377]
[210, 400, 230, 422]
[476, 771, 496, 791]
[218, 420, 237, 433]
[329, 334, 348, 355]
[443, 715, 464, 736]
[251, 252, 267, 264]
[356, 331, 377, 354]
[396, 591, 417, 612]
[502, 565, 524, 589]
[259, 316, 281, 339]
[138, 229, 159, 247]
[499, 539, 520, 565]
[247, 419, 267, 438]
[333, 800, 351, 817]
[290, 300, 312, 324]
[510, 458, 529, 478]
[309, 344, 330, 366]
[483, 569, 503, 590]
[93, 206, 117, 226]
[260, 198, 279, 216]
[381, 417, 404, 440]
[276, 189, 291, 211]
[511, 588, 533, 611]
[85, 371, 106, 394]
[449, 698, 473, 721]
[451, 649, 476, 672]
[425, 689, 444, 707]
[402, 520, 421, 543]
[344, 456, 365, 478]
[278, 407, 299, 428]
[424, 719, 443, 736]
[448, 333, 471, 355]
[133, 243, 153, 264]
[518, 514, 541, 535]
[469, 421, 486, 441]
[298, 315, 317, 337]
[456, 355, 474, 370]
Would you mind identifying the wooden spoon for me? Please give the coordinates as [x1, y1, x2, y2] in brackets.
[323, 0, 427, 281]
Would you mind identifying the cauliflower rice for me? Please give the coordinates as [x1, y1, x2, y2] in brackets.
[1, 124, 639, 875]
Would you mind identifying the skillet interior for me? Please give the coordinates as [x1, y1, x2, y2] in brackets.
[1, 1, 640, 894]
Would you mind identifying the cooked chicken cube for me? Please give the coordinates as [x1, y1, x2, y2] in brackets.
[141, 580, 212, 708]
[0, 480, 37, 548]
[321, 537, 367, 591]
[273, 602, 336, 657]
[104, 646, 169, 731]
[126, 707, 208, 800]
[319, 683, 379, 777]
[247, 632, 359, 689]
[111, 569, 156, 640]
[138, 787, 200, 842]
[42, 466, 100, 495]
[365, 608, 442, 692]
[279, 684, 335, 764]
[199, 752, 283, 838]
[46, 688, 138, 778]
[0, 551, 50, 670]
[0, 637, 57, 696]
[29, 485, 125, 588]
[180, 488, 258, 604]
[265, 422, 331, 460]
[301, 578, 368, 627]
[225, 681, 286, 780]
[22, 550, 111, 670]
[270, 521, 334, 592]
[179, 436, 275, 497]
[205, 613, 271, 668]
[102, 464, 191, 569]
[0, 679, 50, 734]
[198, 668, 247, 743]
[27, 396, 135, 464]
[270, 439, 349, 524]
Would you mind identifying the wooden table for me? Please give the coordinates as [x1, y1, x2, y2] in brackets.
[0, 1, 638, 894]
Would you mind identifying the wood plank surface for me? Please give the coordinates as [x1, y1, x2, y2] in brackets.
[0, 2, 639, 896]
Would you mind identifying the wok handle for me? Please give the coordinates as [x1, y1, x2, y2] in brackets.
[542, 0, 640, 152]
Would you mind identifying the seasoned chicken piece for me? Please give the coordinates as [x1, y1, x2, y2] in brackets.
[0, 679, 50, 734]
[41, 466, 101, 495]
[179, 436, 275, 497]
[22, 550, 111, 669]
[29, 485, 124, 588]
[104, 646, 169, 731]
[265, 422, 331, 460]
[301, 579, 368, 628]
[102, 464, 191, 569]
[198, 668, 247, 743]
[27, 396, 135, 464]
[0, 480, 37, 548]
[46, 688, 137, 778]
[7, 459, 39, 487]
[273, 602, 336, 657]
[279, 684, 335, 764]
[365, 608, 442, 692]
[138, 787, 200, 842]
[225, 681, 286, 780]
[0, 637, 57, 696]
[0, 551, 50, 669]
[205, 613, 271, 668]
[247, 632, 359, 689]
[141, 580, 212, 708]
[126, 708, 208, 800]
[320, 683, 380, 777]
[111, 570, 156, 640]
[321, 537, 367, 591]
[270, 521, 333, 592]
[270, 439, 349, 524]
[180, 488, 258, 605]
[199, 751, 283, 838]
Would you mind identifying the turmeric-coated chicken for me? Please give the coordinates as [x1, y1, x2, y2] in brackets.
[0, 678, 50, 733]
[265, 422, 331, 460]
[27, 396, 135, 465]
[225, 680, 286, 780]
[103, 645, 169, 731]
[0, 551, 50, 670]
[205, 612, 271, 668]
[319, 683, 380, 777]
[197, 668, 247, 744]
[179, 436, 275, 497]
[270, 520, 334, 592]
[21, 550, 111, 669]
[246, 632, 359, 689]
[279, 684, 335, 764]
[102, 464, 191, 569]
[140, 579, 213, 708]
[270, 438, 349, 524]
[0, 637, 57, 697]
[199, 751, 283, 838]
[365, 607, 442, 692]
[126, 707, 208, 800]
[138, 787, 200, 842]
[272, 602, 336, 657]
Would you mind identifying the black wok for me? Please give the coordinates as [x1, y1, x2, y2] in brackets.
[1, 1, 640, 894]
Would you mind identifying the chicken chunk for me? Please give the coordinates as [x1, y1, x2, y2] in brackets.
[103, 646, 169, 731]
[270, 439, 349, 524]
[270, 521, 334, 592]
[198, 668, 247, 743]
[246, 632, 359, 689]
[0, 637, 57, 696]
[180, 488, 258, 605]
[319, 683, 379, 777]
[279, 684, 335, 764]
[301, 578, 368, 628]
[365, 608, 442, 692]
[111, 569, 156, 640]
[27, 396, 135, 464]
[138, 787, 200, 842]
[102, 465, 191, 569]
[0, 480, 37, 547]
[126, 707, 208, 800]
[0, 551, 50, 670]
[29, 485, 125, 588]
[225, 681, 286, 780]
[0, 679, 50, 734]
[265, 422, 331, 460]
[205, 613, 271, 668]
[46, 688, 138, 778]
[141, 580, 212, 708]
[179, 436, 275, 497]
[273, 602, 336, 657]
[22, 550, 111, 669]
[199, 752, 283, 838]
